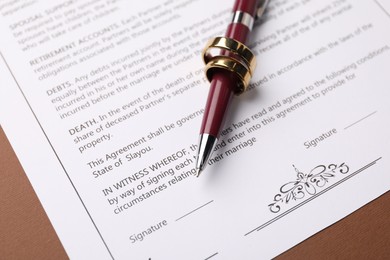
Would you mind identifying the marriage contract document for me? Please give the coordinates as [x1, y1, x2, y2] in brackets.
[1, 0, 389, 259]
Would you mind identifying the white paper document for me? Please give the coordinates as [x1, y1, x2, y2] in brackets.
[1, 0, 389, 259]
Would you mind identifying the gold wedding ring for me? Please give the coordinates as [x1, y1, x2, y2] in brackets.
[205, 56, 251, 94]
[202, 36, 256, 94]
[203, 37, 256, 71]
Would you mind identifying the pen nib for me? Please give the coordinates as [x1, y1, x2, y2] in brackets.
[195, 168, 202, 178]
[195, 134, 218, 177]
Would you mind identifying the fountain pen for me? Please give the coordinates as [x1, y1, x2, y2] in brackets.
[195, 0, 269, 177]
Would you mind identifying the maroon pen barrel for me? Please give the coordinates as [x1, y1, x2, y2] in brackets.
[199, 72, 236, 137]
[199, 0, 260, 137]
[233, 0, 259, 15]
[228, 0, 258, 43]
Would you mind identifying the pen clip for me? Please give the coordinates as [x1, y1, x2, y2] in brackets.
[256, 0, 270, 19]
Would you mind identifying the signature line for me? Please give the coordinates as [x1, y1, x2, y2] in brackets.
[205, 252, 218, 260]
[175, 200, 214, 221]
[344, 111, 377, 130]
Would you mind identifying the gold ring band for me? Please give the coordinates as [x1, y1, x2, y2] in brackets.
[202, 37, 257, 94]
[205, 56, 252, 94]
[203, 37, 256, 74]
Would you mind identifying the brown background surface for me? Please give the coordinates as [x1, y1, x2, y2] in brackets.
[0, 126, 389, 259]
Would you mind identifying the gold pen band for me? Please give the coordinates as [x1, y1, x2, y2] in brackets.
[202, 37, 256, 94]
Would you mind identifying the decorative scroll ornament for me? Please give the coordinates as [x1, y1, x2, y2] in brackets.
[268, 163, 349, 213]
